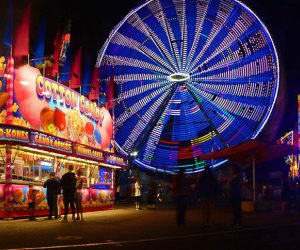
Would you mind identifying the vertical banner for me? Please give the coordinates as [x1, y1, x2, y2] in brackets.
[6, 56, 14, 124]
[59, 19, 71, 66]
[13, 4, 31, 67]
[31, 17, 46, 68]
[297, 95, 300, 177]
[81, 55, 91, 95]
[51, 29, 61, 78]
[89, 67, 100, 100]
[70, 46, 82, 89]
[4, 146, 13, 219]
[107, 72, 114, 109]
[298, 95, 300, 149]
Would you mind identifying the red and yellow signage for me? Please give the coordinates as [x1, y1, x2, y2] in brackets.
[0, 125, 29, 143]
[31, 131, 72, 153]
[9, 65, 113, 153]
[106, 154, 128, 167]
[0, 62, 125, 165]
[298, 95, 300, 150]
[74, 144, 104, 161]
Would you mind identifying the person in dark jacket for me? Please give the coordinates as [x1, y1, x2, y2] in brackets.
[75, 169, 84, 221]
[198, 166, 220, 228]
[60, 165, 77, 222]
[229, 164, 243, 228]
[43, 172, 61, 220]
[171, 168, 189, 226]
[147, 178, 157, 209]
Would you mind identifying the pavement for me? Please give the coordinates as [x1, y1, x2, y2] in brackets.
[0, 200, 300, 250]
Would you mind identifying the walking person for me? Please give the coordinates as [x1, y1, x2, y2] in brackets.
[197, 166, 220, 228]
[157, 183, 163, 203]
[43, 172, 61, 220]
[60, 165, 77, 222]
[134, 178, 142, 210]
[229, 164, 243, 228]
[171, 168, 188, 227]
[115, 184, 121, 206]
[75, 169, 84, 221]
[26, 183, 38, 221]
[130, 180, 135, 204]
[147, 178, 157, 209]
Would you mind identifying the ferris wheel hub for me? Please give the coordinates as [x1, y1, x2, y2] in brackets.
[167, 72, 190, 83]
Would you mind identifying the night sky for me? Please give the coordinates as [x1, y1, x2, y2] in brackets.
[1, 0, 300, 140]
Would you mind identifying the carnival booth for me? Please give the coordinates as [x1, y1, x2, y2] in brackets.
[0, 60, 127, 219]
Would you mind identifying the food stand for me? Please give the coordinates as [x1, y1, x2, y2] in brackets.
[0, 59, 127, 219]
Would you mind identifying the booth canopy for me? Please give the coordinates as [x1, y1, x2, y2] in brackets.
[201, 140, 298, 168]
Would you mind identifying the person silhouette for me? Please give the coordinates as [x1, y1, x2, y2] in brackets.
[134, 178, 142, 210]
[60, 165, 77, 222]
[171, 168, 188, 226]
[229, 164, 243, 228]
[198, 166, 220, 228]
[75, 169, 84, 221]
[43, 172, 61, 220]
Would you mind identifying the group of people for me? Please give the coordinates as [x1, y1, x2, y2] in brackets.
[27, 164, 85, 222]
[128, 166, 242, 229]
[129, 177, 165, 210]
[171, 164, 243, 228]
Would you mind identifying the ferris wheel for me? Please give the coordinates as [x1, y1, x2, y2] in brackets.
[96, 0, 279, 173]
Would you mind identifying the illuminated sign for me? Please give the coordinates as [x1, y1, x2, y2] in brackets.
[11, 65, 114, 153]
[0, 125, 29, 143]
[0, 56, 7, 78]
[106, 154, 127, 167]
[298, 95, 300, 149]
[36, 75, 102, 123]
[30, 131, 72, 153]
[0, 184, 4, 199]
[75, 144, 104, 161]
[0, 56, 9, 121]
[98, 168, 112, 187]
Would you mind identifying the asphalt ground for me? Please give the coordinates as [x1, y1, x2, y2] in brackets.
[1, 201, 300, 250]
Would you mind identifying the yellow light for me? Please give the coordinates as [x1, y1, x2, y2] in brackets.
[21, 146, 66, 158]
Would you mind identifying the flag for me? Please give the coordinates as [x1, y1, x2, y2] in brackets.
[89, 67, 100, 100]
[3, 0, 13, 57]
[6, 56, 14, 124]
[31, 17, 46, 67]
[81, 55, 92, 95]
[59, 42, 72, 83]
[59, 19, 71, 66]
[107, 72, 114, 109]
[51, 29, 61, 78]
[69, 46, 82, 89]
[13, 3, 31, 67]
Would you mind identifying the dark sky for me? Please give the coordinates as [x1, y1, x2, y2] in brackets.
[2, 0, 300, 139]
[241, 0, 300, 138]
[1, 0, 142, 61]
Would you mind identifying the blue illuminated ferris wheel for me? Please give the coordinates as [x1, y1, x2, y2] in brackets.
[96, 0, 279, 173]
